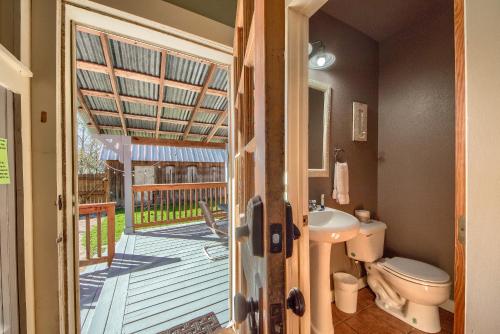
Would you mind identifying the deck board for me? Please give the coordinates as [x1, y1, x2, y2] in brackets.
[80, 221, 229, 333]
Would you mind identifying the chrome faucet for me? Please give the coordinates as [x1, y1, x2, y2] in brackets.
[308, 200, 317, 212]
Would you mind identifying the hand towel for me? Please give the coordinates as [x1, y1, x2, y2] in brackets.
[332, 162, 350, 205]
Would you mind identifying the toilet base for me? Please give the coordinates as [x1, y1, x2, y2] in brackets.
[374, 297, 442, 333]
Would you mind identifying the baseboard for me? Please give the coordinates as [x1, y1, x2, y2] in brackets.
[440, 299, 455, 313]
[331, 276, 367, 302]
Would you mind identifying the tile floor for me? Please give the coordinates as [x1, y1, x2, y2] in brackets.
[332, 288, 454, 334]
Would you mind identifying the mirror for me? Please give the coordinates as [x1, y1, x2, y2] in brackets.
[308, 80, 331, 177]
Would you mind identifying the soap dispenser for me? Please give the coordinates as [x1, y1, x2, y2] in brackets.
[320, 194, 325, 210]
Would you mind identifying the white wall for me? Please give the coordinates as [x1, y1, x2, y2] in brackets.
[465, 0, 500, 332]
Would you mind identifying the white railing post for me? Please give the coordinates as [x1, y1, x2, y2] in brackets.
[122, 136, 133, 234]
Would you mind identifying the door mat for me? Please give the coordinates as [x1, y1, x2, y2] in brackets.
[158, 312, 222, 334]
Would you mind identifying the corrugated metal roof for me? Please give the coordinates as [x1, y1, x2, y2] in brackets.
[84, 96, 117, 111]
[76, 32, 105, 64]
[162, 108, 191, 121]
[95, 115, 122, 127]
[166, 54, 209, 86]
[159, 133, 183, 141]
[75, 29, 229, 142]
[164, 87, 198, 106]
[160, 122, 186, 133]
[215, 128, 228, 137]
[100, 144, 227, 163]
[194, 112, 218, 124]
[126, 118, 156, 130]
[122, 101, 157, 117]
[117, 77, 159, 100]
[201, 95, 227, 110]
[77, 70, 112, 92]
[110, 39, 160, 76]
[209, 67, 229, 91]
[190, 126, 211, 136]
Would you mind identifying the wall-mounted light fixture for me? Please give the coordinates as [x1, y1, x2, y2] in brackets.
[308, 41, 336, 70]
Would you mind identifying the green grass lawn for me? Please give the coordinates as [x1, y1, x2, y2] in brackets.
[81, 204, 216, 257]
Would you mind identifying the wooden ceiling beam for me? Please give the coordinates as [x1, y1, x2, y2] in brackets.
[97, 125, 227, 141]
[99, 33, 127, 134]
[131, 137, 227, 149]
[205, 111, 228, 142]
[155, 50, 167, 138]
[76, 88, 101, 132]
[183, 64, 217, 140]
[80, 88, 226, 115]
[84, 108, 227, 129]
[76, 60, 227, 97]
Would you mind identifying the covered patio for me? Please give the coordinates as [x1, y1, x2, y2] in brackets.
[74, 23, 231, 333]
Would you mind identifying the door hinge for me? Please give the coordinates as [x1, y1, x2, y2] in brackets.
[458, 215, 466, 244]
[57, 195, 63, 211]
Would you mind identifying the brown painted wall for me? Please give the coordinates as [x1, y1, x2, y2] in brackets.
[377, 6, 455, 282]
[309, 11, 379, 216]
[309, 12, 379, 277]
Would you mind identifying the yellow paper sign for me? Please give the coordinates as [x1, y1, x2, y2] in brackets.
[0, 138, 10, 185]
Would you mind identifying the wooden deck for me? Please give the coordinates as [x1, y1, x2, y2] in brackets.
[80, 221, 229, 334]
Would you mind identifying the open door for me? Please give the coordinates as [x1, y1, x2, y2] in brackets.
[231, 0, 300, 333]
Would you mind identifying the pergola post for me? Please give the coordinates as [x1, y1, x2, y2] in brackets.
[94, 134, 134, 233]
[122, 136, 133, 234]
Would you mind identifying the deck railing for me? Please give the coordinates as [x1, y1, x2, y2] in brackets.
[132, 182, 227, 229]
[79, 202, 116, 267]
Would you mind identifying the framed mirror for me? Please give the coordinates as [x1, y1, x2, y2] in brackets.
[308, 80, 332, 177]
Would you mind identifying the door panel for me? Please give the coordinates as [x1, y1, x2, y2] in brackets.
[232, 0, 287, 333]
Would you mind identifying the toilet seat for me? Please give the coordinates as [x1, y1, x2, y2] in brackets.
[378, 257, 451, 287]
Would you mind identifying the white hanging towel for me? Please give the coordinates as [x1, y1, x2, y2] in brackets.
[332, 162, 350, 205]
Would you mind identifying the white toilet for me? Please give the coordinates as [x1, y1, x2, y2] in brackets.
[346, 221, 451, 333]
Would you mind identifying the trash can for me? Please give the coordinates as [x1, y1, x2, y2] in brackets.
[333, 272, 358, 313]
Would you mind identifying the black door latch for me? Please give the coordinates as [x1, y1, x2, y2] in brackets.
[285, 201, 301, 258]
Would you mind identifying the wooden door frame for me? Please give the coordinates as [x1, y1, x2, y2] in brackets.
[58, 2, 234, 333]
[0, 1, 35, 331]
[453, 0, 465, 332]
[285, 1, 327, 333]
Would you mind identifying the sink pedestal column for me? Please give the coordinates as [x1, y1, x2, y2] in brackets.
[310, 241, 334, 334]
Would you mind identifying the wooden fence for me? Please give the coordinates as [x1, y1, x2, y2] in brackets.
[132, 182, 227, 230]
[78, 202, 116, 267]
[78, 173, 110, 204]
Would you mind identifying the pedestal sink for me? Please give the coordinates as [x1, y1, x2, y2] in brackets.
[309, 207, 360, 334]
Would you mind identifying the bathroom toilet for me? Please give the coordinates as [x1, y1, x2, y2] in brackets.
[346, 221, 451, 333]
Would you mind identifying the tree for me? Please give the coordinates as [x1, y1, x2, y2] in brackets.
[77, 115, 105, 174]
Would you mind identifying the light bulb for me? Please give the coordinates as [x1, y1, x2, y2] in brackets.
[316, 56, 326, 67]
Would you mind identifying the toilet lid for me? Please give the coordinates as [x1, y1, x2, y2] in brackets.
[380, 257, 450, 284]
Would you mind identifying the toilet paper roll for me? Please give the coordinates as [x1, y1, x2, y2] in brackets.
[355, 210, 370, 222]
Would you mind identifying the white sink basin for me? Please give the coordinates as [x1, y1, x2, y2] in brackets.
[309, 207, 360, 243]
[309, 207, 360, 334]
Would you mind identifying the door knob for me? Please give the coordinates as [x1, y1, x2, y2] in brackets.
[234, 293, 259, 333]
[287, 288, 306, 317]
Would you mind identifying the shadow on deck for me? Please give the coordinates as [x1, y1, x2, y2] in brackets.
[80, 222, 229, 334]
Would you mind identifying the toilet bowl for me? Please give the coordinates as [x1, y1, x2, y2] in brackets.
[346, 221, 451, 333]
[365, 257, 451, 333]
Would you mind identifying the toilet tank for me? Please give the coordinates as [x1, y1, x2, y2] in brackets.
[346, 220, 387, 262]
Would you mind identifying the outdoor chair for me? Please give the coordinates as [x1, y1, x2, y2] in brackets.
[199, 201, 228, 261]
